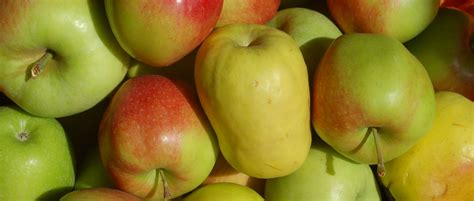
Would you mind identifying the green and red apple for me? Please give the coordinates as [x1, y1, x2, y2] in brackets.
[381, 91, 474, 200]
[267, 7, 342, 86]
[60, 188, 141, 201]
[0, 106, 75, 200]
[216, 0, 280, 27]
[312, 33, 436, 174]
[265, 137, 381, 201]
[0, 0, 129, 118]
[405, 7, 474, 100]
[195, 24, 311, 179]
[183, 183, 263, 201]
[105, 0, 223, 67]
[327, 0, 440, 42]
[99, 75, 218, 200]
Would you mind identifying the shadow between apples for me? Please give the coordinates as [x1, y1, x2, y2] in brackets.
[36, 186, 74, 201]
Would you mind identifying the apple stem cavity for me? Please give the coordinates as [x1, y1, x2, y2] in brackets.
[31, 51, 54, 79]
[158, 170, 171, 200]
[372, 127, 385, 177]
[16, 131, 30, 142]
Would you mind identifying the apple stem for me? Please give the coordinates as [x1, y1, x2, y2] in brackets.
[372, 127, 385, 177]
[31, 51, 54, 78]
[159, 170, 171, 200]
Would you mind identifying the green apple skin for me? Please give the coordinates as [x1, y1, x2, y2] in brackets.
[381, 91, 474, 201]
[406, 7, 474, 101]
[216, 0, 280, 27]
[99, 75, 218, 200]
[0, 106, 75, 200]
[195, 24, 311, 179]
[0, 0, 130, 118]
[267, 8, 342, 86]
[182, 183, 264, 201]
[60, 188, 141, 201]
[328, 0, 440, 42]
[265, 138, 381, 201]
[105, 0, 223, 67]
[74, 146, 114, 190]
[312, 33, 436, 164]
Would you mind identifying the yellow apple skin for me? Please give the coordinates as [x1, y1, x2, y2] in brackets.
[381, 91, 474, 201]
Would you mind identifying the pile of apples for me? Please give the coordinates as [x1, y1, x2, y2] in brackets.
[0, 0, 473, 200]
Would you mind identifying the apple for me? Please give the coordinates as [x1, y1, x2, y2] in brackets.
[105, 0, 223, 67]
[327, 0, 441, 42]
[442, 0, 474, 16]
[267, 7, 342, 86]
[60, 188, 141, 201]
[75, 146, 115, 190]
[216, 0, 280, 27]
[0, 0, 130, 118]
[195, 24, 312, 179]
[0, 105, 75, 200]
[381, 91, 474, 200]
[182, 183, 264, 201]
[405, 7, 474, 101]
[265, 137, 381, 201]
[312, 33, 436, 175]
[99, 75, 218, 200]
[202, 153, 265, 195]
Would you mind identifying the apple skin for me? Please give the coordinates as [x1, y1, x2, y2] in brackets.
[405, 7, 474, 101]
[0, 0, 130, 118]
[99, 75, 218, 200]
[267, 8, 342, 86]
[312, 33, 436, 164]
[105, 0, 223, 67]
[381, 91, 474, 200]
[195, 24, 311, 179]
[0, 105, 75, 200]
[202, 153, 265, 195]
[60, 188, 141, 201]
[182, 183, 264, 201]
[265, 137, 381, 201]
[216, 0, 280, 27]
[327, 0, 440, 42]
[442, 0, 474, 16]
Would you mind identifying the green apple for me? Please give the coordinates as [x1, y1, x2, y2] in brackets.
[60, 188, 141, 201]
[312, 33, 436, 174]
[75, 146, 114, 190]
[195, 24, 311, 179]
[267, 7, 342, 86]
[182, 183, 263, 201]
[265, 137, 381, 201]
[0, 0, 130, 118]
[381, 91, 474, 200]
[0, 105, 75, 200]
[216, 0, 280, 27]
[405, 7, 474, 100]
[105, 0, 223, 67]
[99, 75, 218, 200]
[327, 0, 440, 42]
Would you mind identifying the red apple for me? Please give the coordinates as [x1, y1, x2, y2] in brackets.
[216, 0, 280, 27]
[442, 0, 474, 16]
[99, 75, 218, 200]
[105, 0, 223, 67]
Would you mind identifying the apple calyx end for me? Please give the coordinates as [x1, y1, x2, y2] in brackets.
[372, 127, 386, 177]
[30, 51, 54, 79]
[16, 131, 30, 142]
